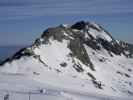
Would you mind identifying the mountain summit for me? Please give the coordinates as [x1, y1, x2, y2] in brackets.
[0, 21, 133, 97]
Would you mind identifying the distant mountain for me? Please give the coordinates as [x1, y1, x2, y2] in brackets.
[0, 21, 133, 97]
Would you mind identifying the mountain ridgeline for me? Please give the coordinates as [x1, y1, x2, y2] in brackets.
[1, 21, 133, 65]
[0, 21, 133, 96]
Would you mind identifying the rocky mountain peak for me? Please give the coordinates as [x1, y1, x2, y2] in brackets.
[71, 21, 100, 31]
[40, 21, 113, 43]
[33, 21, 132, 58]
[0, 21, 133, 96]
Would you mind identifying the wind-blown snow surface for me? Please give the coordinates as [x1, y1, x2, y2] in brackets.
[0, 21, 133, 100]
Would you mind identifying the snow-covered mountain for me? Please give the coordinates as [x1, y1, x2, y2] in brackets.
[0, 21, 133, 99]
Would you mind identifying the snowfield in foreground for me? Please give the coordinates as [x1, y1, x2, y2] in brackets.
[0, 21, 133, 99]
[0, 73, 132, 100]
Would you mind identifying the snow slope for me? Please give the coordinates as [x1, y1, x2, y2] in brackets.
[0, 73, 132, 100]
[0, 21, 133, 99]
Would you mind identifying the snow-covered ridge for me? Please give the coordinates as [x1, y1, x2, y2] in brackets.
[0, 21, 133, 99]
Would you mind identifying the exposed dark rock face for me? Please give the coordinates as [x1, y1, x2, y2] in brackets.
[73, 63, 84, 72]
[119, 41, 133, 58]
[87, 72, 96, 80]
[85, 39, 101, 50]
[41, 27, 66, 42]
[60, 62, 67, 67]
[92, 80, 104, 89]
[68, 38, 95, 71]
[97, 38, 123, 55]
[71, 21, 86, 30]
[71, 21, 101, 32]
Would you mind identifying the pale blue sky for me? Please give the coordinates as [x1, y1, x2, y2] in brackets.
[0, 0, 133, 45]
